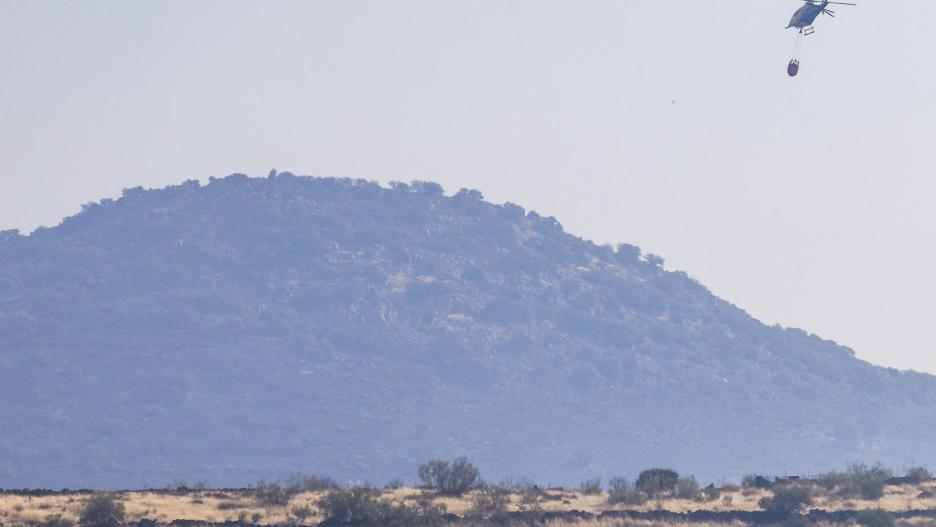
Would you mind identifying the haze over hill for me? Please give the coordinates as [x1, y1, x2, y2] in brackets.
[2, 173, 935, 489]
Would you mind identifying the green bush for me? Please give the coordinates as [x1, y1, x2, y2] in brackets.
[905, 467, 932, 484]
[741, 474, 772, 489]
[607, 477, 648, 506]
[255, 481, 291, 506]
[510, 482, 544, 513]
[384, 479, 405, 490]
[817, 463, 893, 499]
[855, 508, 896, 527]
[408, 493, 447, 527]
[675, 477, 700, 499]
[317, 488, 445, 527]
[817, 471, 845, 492]
[79, 494, 125, 527]
[284, 473, 338, 493]
[466, 485, 510, 523]
[699, 483, 721, 502]
[317, 487, 386, 526]
[418, 457, 480, 496]
[758, 485, 813, 518]
[579, 477, 602, 495]
[607, 477, 630, 503]
[839, 464, 892, 500]
[636, 469, 680, 498]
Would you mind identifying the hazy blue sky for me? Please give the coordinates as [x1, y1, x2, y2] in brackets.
[3, 1, 936, 373]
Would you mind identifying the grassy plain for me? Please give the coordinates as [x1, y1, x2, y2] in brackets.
[4, 481, 936, 527]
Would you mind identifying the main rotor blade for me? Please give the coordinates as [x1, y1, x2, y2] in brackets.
[823, 9, 836, 16]
[827, 2, 856, 5]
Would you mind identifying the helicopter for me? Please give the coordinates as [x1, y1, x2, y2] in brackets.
[785, 0, 856, 76]
[787, 0, 856, 35]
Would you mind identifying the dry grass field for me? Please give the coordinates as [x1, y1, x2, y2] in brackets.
[3, 480, 936, 527]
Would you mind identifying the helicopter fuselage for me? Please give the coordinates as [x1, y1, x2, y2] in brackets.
[787, 1, 827, 28]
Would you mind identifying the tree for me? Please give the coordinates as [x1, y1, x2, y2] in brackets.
[410, 181, 444, 196]
[644, 254, 664, 268]
[636, 469, 679, 497]
[79, 494, 125, 527]
[615, 243, 641, 263]
[418, 457, 480, 496]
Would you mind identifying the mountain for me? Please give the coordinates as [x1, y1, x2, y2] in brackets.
[2, 173, 935, 489]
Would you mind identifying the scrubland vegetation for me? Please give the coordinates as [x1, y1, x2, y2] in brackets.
[2, 462, 936, 527]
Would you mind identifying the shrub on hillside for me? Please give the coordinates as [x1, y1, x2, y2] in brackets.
[318, 487, 447, 527]
[517, 486, 544, 513]
[758, 485, 813, 518]
[418, 457, 480, 496]
[636, 469, 680, 498]
[317, 487, 386, 526]
[905, 467, 932, 485]
[819, 463, 892, 500]
[699, 483, 721, 502]
[255, 481, 291, 506]
[816, 471, 845, 491]
[675, 477, 700, 500]
[290, 505, 313, 524]
[285, 473, 338, 493]
[384, 479, 405, 490]
[79, 494, 125, 527]
[741, 474, 772, 489]
[466, 485, 510, 523]
[607, 477, 648, 506]
[579, 477, 602, 495]
[856, 508, 896, 527]
[407, 494, 448, 527]
[607, 476, 629, 495]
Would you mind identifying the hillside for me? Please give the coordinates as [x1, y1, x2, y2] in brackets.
[2, 173, 935, 489]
